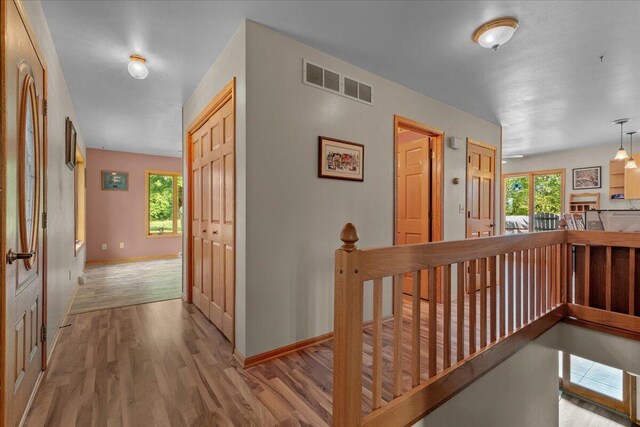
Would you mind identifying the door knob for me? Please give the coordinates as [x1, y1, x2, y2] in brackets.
[489, 224, 495, 227]
[6, 250, 34, 265]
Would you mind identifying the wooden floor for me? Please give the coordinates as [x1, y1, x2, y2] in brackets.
[69, 258, 183, 314]
[25, 291, 593, 427]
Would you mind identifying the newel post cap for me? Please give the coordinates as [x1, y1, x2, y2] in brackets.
[340, 223, 359, 252]
[558, 218, 568, 230]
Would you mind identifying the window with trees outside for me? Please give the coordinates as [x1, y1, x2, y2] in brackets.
[145, 171, 183, 237]
[503, 169, 565, 234]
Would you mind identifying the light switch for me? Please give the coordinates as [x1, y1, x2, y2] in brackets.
[101, 243, 107, 250]
[119, 242, 124, 249]
[459, 204, 465, 214]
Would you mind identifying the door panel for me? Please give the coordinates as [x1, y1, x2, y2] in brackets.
[397, 137, 430, 298]
[190, 93, 234, 343]
[4, 2, 46, 424]
[467, 141, 495, 238]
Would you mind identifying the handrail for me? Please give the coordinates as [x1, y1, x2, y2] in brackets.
[333, 225, 640, 426]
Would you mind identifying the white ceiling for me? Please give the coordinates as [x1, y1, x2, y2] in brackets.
[41, 1, 640, 158]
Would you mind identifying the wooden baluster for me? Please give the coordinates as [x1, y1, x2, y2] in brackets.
[536, 247, 542, 317]
[429, 268, 437, 377]
[559, 220, 568, 305]
[507, 252, 514, 334]
[499, 254, 506, 338]
[515, 251, 522, 330]
[443, 265, 452, 369]
[630, 248, 636, 316]
[541, 246, 547, 313]
[523, 249, 529, 324]
[372, 278, 383, 410]
[334, 223, 363, 426]
[549, 245, 555, 308]
[605, 246, 612, 311]
[468, 259, 477, 354]
[456, 262, 465, 362]
[411, 271, 421, 387]
[529, 249, 535, 320]
[480, 258, 487, 348]
[489, 256, 497, 343]
[584, 245, 591, 307]
[567, 244, 574, 304]
[556, 244, 562, 306]
[393, 274, 403, 397]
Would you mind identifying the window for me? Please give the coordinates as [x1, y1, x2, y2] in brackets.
[145, 171, 183, 237]
[503, 169, 565, 234]
[74, 149, 86, 254]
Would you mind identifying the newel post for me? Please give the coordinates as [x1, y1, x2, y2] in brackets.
[559, 219, 569, 304]
[333, 223, 364, 426]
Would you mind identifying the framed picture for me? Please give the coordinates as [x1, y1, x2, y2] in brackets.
[101, 170, 128, 191]
[572, 166, 601, 189]
[318, 136, 364, 181]
[65, 117, 77, 170]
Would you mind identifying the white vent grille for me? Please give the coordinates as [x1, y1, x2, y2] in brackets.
[302, 59, 373, 105]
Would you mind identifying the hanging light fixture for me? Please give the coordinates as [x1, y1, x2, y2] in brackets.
[128, 54, 148, 79]
[625, 131, 637, 169]
[612, 118, 631, 160]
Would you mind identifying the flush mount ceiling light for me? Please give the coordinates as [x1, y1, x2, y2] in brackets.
[473, 17, 519, 50]
[625, 131, 637, 169]
[503, 154, 524, 159]
[612, 118, 631, 160]
[128, 54, 148, 79]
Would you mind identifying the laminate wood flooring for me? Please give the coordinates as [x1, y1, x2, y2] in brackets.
[25, 291, 554, 426]
[69, 258, 183, 315]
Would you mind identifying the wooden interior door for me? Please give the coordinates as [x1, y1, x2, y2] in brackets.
[466, 140, 496, 238]
[3, 1, 47, 424]
[396, 137, 430, 298]
[190, 88, 234, 342]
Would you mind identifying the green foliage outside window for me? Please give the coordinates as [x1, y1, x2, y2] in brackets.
[505, 173, 562, 217]
[148, 173, 183, 235]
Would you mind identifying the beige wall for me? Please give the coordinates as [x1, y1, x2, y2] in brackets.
[415, 327, 559, 426]
[21, 1, 87, 358]
[242, 21, 501, 357]
[182, 22, 247, 354]
[503, 144, 637, 211]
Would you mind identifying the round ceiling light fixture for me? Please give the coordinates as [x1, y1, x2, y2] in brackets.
[473, 17, 519, 51]
[128, 54, 148, 79]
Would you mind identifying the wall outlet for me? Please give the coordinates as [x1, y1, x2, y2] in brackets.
[119, 242, 124, 249]
[101, 243, 107, 250]
[459, 204, 465, 214]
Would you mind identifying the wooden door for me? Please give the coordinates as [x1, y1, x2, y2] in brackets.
[466, 140, 496, 238]
[396, 138, 430, 297]
[190, 89, 234, 342]
[3, 1, 47, 424]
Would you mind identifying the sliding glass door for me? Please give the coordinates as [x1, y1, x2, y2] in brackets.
[503, 169, 565, 234]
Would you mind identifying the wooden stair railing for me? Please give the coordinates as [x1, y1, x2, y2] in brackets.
[333, 224, 640, 427]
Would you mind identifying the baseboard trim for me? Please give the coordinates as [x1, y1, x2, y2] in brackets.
[18, 370, 44, 427]
[86, 254, 180, 266]
[46, 279, 80, 366]
[240, 315, 393, 369]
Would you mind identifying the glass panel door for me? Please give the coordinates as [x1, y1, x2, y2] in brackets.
[504, 175, 530, 234]
[532, 172, 562, 231]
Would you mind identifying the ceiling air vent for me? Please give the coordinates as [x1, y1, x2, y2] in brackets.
[303, 60, 340, 94]
[302, 59, 373, 105]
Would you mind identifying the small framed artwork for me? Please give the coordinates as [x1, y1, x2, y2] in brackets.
[101, 170, 128, 191]
[65, 117, 77, 170]
[318, 136, 364, 181]
[572, 166, 601, 190]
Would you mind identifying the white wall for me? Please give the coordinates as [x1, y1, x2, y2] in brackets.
[503, 144, 639, 211]
[243, 21, 501, 357]
[182, 22, 247, 355]
[414, 327, 559, 427]
[22, 1, 87, 358]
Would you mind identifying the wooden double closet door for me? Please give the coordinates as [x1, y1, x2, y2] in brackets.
[190, 94, 234, 342]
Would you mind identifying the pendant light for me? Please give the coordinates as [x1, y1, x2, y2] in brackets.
[625, 131, 637, 169]
[613, 118, 631, 160]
